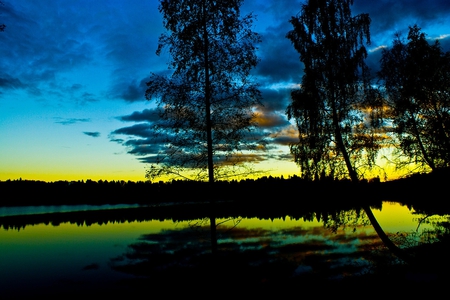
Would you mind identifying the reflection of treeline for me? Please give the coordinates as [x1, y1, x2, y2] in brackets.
[0, 196, 382, 231]
[1, 169, 449, 207]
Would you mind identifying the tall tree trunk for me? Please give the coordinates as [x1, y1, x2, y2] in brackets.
[202, 0, 214, 185]
[202, 0, 217, 255]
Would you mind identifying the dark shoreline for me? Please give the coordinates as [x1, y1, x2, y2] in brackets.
[2, 169, 449, 207]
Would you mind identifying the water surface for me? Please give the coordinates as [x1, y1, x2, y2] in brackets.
[0, 201, 445, 297]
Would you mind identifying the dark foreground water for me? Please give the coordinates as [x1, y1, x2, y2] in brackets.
[0, 201, 448, 298]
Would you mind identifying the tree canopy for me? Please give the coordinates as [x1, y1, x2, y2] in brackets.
[145, 0, 262, 182]
[286, 0, 385, 181]
[379, 25, 450, 172]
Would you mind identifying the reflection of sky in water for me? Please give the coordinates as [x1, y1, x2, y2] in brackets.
[0, 201, 448, 297]
[0, 204, 142, 217]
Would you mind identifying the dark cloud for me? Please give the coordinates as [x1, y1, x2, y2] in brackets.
[254, 111, 290, 129]
[54, 117, 90, 125]
[127, 144, 161, 156]
[83, 131, 100, 138]
[255, 27, 303, 84]
[0, 2, 94, 77]
[70, 84, 83, 92]
[366, 47, 385, 75]
[274, 152, 296, 161]
[268, 125, 298, 147]
[111, 123, 154, 139]
[79, 92, 98, 104]
[109, 77, 149, 102]
[353, 0, 450, 48]
[251, 1, 304, 84]
[0, 74, 25, 89]
[100, 2, 163, 102]
[137, 156, 159, 164]
[110, 138, 124, 144]
[255, 31, 302, 86]
[0, 1, 96, 102]
[110, 124, 166, 160]
[272, 135, 298, 146]
[118, 108, 161, 123]
[0, 0, 163, 105]
[259, 87, 292, 112]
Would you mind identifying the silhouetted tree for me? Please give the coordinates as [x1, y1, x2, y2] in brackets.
[379, 25, 450, 172]
[145, 0, 262, 183]
[285, 0, 405, 264]
[286, 0, 385, 181]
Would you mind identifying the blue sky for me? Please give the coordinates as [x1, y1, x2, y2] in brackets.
[1, 0, 449, 182]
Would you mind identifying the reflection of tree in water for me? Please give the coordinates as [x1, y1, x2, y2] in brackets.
[321, 208, 371, 233]
[327, 205, 450, 283]
[110, 213, 387, 289]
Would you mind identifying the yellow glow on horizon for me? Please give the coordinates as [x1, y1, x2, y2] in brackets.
[0, 170, 148, 183]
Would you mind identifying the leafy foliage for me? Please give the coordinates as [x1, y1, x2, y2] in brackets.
[379, 25, 450, 171]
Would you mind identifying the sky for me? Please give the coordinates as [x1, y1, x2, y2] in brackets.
[1, 0, 449, 183]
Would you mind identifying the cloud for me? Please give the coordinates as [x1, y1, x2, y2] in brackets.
[83, 131, 100, 138]
[79, 92, 98, 104]
[108, 76, 149, 102]
[255, 26, 303, 84]
[0, 0, 163, 105]
[0, 74, 26, 89]
[259, 87, 292, 113]
[254, 110, 289, 129]
[250, 1, 304, 85]
[353, 0, 450, 48]
[111, 123, 154, 138]
[269, 125, 299, 146]
[54, 117, 90, 125]
[0, 1, 97, 104]
[118, 108, 161, 123]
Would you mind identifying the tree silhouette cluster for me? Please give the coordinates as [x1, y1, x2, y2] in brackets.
[286, 0, 450, 181]
[145, 0, 450, 183]
[0, 176, 380, 207]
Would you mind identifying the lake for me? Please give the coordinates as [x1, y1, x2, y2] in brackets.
[0, 201, 448, 298]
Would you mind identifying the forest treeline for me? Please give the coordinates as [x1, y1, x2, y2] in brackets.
[1, 168, 449, 208]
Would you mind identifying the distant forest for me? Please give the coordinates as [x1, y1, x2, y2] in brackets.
[1, 169, 449, 208]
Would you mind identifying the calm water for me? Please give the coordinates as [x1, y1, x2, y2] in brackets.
[0, 204, 142, 217]
[0, 201, 446, 297]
